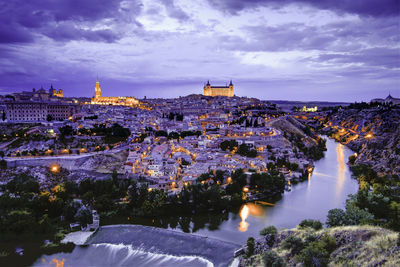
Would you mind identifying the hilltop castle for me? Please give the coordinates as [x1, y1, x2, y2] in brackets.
[91, 78, 139, 106]
[203, 80, 234, 97]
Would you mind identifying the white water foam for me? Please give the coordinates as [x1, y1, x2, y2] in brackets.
[33, 243, 214, 267]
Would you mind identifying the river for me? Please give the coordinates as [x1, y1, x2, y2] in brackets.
[32, 138, 359, 266]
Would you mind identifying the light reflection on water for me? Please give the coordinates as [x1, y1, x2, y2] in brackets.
[336, 143, 346, 204]
[238, 203, 264, 232]
[238, 205, 249, 232]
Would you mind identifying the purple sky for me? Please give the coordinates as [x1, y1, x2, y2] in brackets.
[0, 0, 399, 101]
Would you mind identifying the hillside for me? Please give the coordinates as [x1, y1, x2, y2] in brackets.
[240, 225, 400, 267]
[298, 106, 400, 176]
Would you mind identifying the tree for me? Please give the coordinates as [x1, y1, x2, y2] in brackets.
[262, 251, 285, 267]
[75, 207, 92, 226]
[282, 235, 304, 255]
[299, 241, 330, 267]
[254, 119, 259, 128]
[0, 159, 6, 170]
[59, 125, 74, 136]
[298, 219, 323, 230]
[260, 225, 278, 236]
[5, 210, 35, 233]
[246, 237, 255, 257]
[0, 151, 4, 158]
[326, 208, 347, 227]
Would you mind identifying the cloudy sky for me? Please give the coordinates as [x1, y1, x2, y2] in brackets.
[0, 0, 399, 101]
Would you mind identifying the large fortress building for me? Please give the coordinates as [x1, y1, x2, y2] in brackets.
[203, 80, 234, 97]
[91, 78, 140, 106]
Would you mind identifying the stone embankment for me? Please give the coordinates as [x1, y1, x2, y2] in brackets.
[5, 150, 128, 173]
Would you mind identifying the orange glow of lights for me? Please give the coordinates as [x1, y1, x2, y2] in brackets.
[238, 204, 249, 232]
[50, 258, 65, 267]
[365, 133, 373, 139]
[247, 203, 264, 217]
[50, 164, 59, 173]
[243, 187, 249, 193]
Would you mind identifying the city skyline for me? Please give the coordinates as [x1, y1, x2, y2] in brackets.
[0, 0, 399, 101]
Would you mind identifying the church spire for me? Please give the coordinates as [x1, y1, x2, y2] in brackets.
[95, 76, 101, 98]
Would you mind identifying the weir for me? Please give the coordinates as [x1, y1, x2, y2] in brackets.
[85, 225, 241, 267]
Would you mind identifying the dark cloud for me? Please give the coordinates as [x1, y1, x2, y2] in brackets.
[207, 0, 400, 17]
[162, 0, 190, 21]
[0, 23, 35, 43]
[0, 0, 138, 44]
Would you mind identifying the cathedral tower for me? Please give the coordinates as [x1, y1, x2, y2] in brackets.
[95, 78, 101, 99]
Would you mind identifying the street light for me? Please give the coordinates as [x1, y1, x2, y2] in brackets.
[50, 164, 59, 173]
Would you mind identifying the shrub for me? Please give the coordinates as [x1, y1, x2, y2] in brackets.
[304, 234, 318, 245]
[348, 155, 356, 164]
[397, 233, 400, 247]
[282, 235, 304, 255]
[262, 250, 285, 267]
[345, 205, 374, 225]
[299, 241, 330, 267]
[326, 208, 347, 227]
[299, 219, 323, 230]
[260, 226, 278, 236]
[260, 226, 278, 247]
[246, 237, 255, 257]
[320, 234, 337, 254]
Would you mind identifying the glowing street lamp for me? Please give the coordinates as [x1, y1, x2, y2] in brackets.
[50, 164, 59, 173]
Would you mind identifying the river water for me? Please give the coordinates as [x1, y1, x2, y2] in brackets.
[32, 138, 359, 266]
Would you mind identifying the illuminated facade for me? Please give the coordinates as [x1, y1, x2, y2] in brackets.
[5, 101, 79, 121]
[301, 106, 318, 112]
[49, 84, 63, 97]
[203, 80, 234, 97]
[91, 78, 140, 106]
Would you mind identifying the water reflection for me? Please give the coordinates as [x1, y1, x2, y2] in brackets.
[238, 205, 249, 232]
[336, 143, 346, 203]
[238, 203, 264, 232]
[50, 258, 65, 267]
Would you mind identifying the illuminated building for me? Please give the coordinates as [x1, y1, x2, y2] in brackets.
[4, 85, 78, 122]
[301, 106, 318, 112]
[203, 80, 234, 97]
[49, 84, 63, 98]
[91, 78, 140, 106]
[5, 101, 79, 122]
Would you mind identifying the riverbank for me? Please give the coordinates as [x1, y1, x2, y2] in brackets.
[238, 225, 400, 266]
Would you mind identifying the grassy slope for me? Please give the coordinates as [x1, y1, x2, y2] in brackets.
[243, 225, 399, 267]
